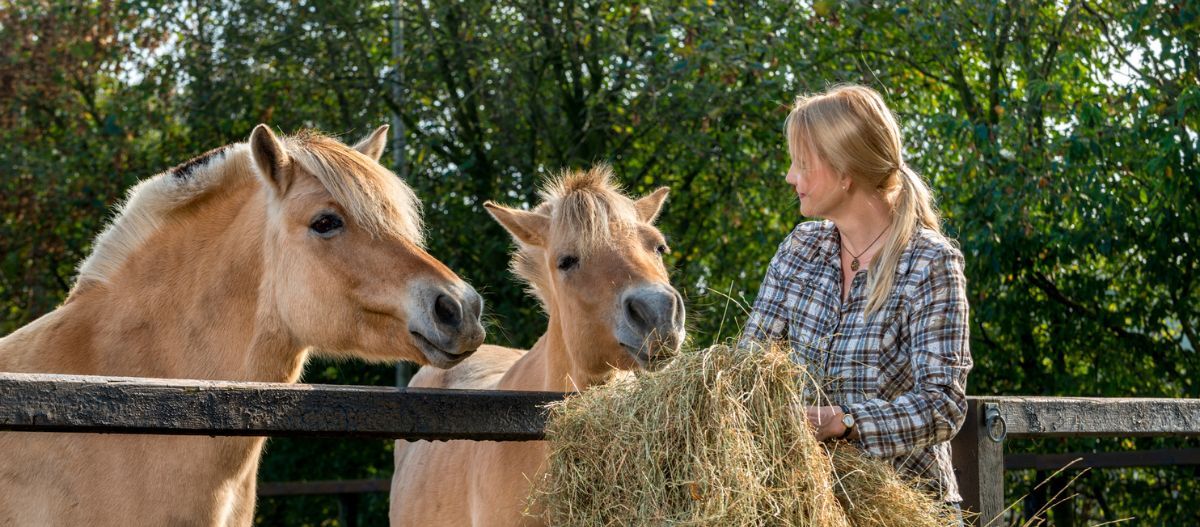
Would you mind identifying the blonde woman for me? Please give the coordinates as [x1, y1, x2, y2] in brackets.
[741, 85, 972, 516]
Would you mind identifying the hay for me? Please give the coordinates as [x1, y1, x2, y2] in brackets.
[532, 344, 958, 526]
[829, 443, 961, 526]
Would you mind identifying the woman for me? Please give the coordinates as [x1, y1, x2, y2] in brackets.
[740, 84, 972, 514]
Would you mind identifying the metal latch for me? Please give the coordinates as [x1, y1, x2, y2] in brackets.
[983, 402, 1007, 442]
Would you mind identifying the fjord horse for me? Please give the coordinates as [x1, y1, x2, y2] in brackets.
[390, 166, 685, 526]
[0, 125, 485, 526]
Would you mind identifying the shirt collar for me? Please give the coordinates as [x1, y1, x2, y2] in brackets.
[814, 219, 920, 279]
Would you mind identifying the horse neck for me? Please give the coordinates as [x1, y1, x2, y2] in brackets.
[6, 160, 306, 382]
[497, 305, 613, 393]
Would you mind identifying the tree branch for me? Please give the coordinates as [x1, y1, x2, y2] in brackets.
[986, 1, 1014, 125]
[1079, 1, 1164, 88]
[1026, 271, 1153, 347]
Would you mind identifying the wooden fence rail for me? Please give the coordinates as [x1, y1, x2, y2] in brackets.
[953, 398, 1200, 525]
[3, 373, 1200, 526]
[0, 372, 558, 441]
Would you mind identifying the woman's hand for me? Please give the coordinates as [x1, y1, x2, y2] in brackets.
[804, 405, 854, 441]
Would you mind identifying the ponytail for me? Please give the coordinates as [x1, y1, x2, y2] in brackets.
[864, 165, 944, 316]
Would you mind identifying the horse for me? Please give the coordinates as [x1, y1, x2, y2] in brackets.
[0, 125, 486, 526]
[389, 165, 686, 527]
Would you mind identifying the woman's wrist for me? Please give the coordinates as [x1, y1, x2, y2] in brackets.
[804, 405, 850, 441]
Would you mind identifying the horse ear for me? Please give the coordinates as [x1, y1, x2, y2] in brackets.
[353, 124, 389, 162]
[484, 202, 550, 247]
[634, 186, 670, 223]
[249, 124, 292, 195]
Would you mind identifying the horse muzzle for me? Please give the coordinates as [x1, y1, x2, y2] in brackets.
[407, 282, 486, 368]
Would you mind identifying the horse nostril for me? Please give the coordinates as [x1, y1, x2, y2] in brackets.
[626, 297, 651, 331]
[434, 294, 462, 328]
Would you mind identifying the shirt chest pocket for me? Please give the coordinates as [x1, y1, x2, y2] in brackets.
[783, 276, 825, 362]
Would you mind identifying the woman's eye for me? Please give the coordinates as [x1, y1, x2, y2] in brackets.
[309, 213, 344, 237]
[557, 255, 579, 271]
[656, 244, 670, 255]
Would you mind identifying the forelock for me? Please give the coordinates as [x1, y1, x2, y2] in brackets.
[510, 164, 641, 310]
[538, 164, 637, 255]
[285, 131, 424, 246]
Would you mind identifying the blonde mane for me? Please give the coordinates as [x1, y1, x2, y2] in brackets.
[511, 165, 639, 307]
[75, 130, 423, 288]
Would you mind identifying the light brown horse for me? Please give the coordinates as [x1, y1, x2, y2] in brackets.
[389, 166, 686, 527]
[0, 125, 486, 526]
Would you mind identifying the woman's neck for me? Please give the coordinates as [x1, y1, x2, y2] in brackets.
[828, 192, 893, 252]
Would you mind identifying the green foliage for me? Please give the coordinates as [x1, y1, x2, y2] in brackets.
[1, 0, 1197, 525]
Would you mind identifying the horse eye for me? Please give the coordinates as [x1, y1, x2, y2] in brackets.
[309, 213, 344, 237]
[557, 255, 579, 271]
[656, 244, 670, 255]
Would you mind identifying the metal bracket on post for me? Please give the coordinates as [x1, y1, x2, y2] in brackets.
[953, 400, 1006, 525]
[984, 402, 1007, 443]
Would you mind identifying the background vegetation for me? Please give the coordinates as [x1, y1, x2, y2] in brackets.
[2, 1, 1197, 525]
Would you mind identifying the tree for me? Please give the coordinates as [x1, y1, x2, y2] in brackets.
[1, 0, 1196, 524]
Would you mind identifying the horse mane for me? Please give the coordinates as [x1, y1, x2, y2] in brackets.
[510, 164, 639, 308]
[75, 130, 423, 289]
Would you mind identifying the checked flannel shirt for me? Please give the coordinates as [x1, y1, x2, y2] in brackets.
[740, 220, 972, 502]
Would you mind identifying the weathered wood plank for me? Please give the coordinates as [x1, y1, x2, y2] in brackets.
[1005, 448, 1200, 471]
[978, 396, 1200, 438]
[6, 375, 1198, 439]
[0, 373, 563, 441]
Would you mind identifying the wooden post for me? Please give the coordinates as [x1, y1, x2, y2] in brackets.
[337, 493, 360, 527]
[952, 399, 1006, 526]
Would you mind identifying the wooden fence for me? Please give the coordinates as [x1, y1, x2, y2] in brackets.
[3, 372, 1200, 525]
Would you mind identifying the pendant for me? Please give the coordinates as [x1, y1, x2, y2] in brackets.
[850, 258, 860, 271]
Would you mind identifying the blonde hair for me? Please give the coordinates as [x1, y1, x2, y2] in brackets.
[785, 84, 945, 315]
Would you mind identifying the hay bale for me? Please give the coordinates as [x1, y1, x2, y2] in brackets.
[532, 344, 957, 526]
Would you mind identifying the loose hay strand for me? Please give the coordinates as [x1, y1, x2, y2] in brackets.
[532, 343, 958, 526]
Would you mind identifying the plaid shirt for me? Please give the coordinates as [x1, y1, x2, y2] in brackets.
[740, 220, 972, 502]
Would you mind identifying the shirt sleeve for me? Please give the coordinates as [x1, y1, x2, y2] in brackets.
[846, 250, 972, 458]
[739, 244, 793, 349]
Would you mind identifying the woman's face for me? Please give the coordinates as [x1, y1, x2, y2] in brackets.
[786, 146, 845, 218]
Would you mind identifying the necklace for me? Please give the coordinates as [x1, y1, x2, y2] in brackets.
[841, 226, 889, 272]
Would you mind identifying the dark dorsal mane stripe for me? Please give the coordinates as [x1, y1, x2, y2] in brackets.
[171, 146, 229, 180]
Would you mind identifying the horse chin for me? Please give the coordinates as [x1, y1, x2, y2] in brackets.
[619, 342, 673, 372]
[410, 331, 472, 368]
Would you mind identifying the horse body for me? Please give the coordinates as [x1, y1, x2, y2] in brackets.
[391, 167, 685, 527]
[0, 125, 485, 526]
